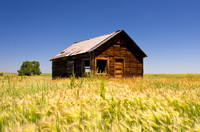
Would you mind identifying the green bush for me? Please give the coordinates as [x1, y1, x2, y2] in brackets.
[0, 72, 4, 76]
[17, 61, 42, 76]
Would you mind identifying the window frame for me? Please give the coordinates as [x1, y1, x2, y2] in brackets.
[95, 57, 109, 74]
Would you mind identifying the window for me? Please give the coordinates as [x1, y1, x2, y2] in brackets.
[84, 60, 90, 73]
[96, 59, 107, 73]
[67, 61, 74, 73]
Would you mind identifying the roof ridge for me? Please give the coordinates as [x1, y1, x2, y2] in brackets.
[50, 30, 123, 60]
[73, 30, 121, 45]
[87, 30, 122, 52]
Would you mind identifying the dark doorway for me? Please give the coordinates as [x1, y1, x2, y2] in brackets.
[97, 60, 107, 73]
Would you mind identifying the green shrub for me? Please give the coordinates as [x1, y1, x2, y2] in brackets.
[69, 71, 76, 89]
[100, 79, 106, 99]
[17, 61, 42, 76]
[0, 72, 4, 76]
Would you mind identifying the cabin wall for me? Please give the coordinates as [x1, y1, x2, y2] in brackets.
[52, 57, 68, 78]
[52, 32, 145, 78]
[74, 54, 90, 77]
[52, 54, 90, 78]
[92, 37, 143, 77]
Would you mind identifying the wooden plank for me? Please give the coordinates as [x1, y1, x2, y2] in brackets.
[115, 71, 122, 74]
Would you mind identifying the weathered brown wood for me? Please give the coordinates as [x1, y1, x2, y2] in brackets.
[52, 30, 146, 78]
[92, 34, 144, 77]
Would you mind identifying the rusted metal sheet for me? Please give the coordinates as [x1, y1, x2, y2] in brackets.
[50, 30, 122, 60]
[51, 30, 147, 61]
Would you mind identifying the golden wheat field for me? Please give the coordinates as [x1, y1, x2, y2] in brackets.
[0, 74, 200, 131]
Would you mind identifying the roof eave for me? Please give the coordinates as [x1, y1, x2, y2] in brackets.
[50, 51, 91, 61]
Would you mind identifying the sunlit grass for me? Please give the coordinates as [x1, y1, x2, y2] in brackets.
[0, 74, 200, 131]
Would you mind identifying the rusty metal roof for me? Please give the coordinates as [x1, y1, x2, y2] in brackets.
[51, 30, 122, 60]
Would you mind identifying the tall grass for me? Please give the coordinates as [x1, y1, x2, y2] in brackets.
[0, 75, 200, 131]
[100, 79, 106, 100]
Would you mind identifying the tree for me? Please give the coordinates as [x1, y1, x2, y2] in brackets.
[18, 61, 42, 76]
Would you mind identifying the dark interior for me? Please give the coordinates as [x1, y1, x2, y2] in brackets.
[84, 60, 90, 73]
[97, 60, 107, 73]
[84, 60, 90, 66]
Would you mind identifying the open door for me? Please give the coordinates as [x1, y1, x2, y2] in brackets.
[115, 59, 124, 78]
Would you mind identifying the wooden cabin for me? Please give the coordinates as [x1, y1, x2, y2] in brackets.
[50, 30, 147, 78]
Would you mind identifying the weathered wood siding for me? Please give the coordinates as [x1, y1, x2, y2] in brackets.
[52, 57, 68, 78]
[52, 54, 90, 78]
[52, 31, 145, 78]
[92, 34, 144, 77]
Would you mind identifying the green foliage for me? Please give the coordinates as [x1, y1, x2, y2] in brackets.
[100, 79, 106, 99]
[0, 72, 3, 76]
[69, 71, 76, 89]
[17, 61, 41, 76]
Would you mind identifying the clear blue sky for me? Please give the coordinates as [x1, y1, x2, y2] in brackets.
[0, 0, 200, 73]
